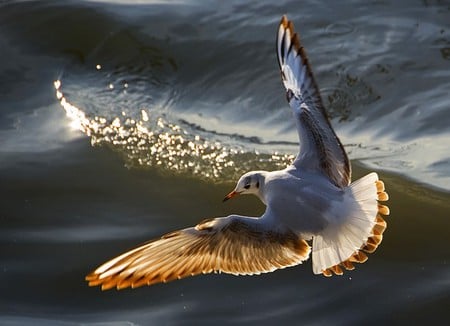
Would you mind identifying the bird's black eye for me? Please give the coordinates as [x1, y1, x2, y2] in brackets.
[244, 184, 250, 189]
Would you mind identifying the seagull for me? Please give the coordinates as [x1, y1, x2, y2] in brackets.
[86, 15, 389, 290]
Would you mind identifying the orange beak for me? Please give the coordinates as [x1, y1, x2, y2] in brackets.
[223, 190, 240, 202]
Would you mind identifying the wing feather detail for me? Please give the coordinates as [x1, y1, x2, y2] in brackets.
[86, 215, 311, 290]
[277, 15, 351, 187]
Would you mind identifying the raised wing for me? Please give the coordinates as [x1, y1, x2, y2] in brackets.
[86, 215, 310, 290]
[277, 15, 351, 188]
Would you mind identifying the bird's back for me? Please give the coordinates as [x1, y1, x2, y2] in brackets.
[263, 167, 344, 236]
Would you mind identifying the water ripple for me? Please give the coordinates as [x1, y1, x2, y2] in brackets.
[54, 78, 294, 182]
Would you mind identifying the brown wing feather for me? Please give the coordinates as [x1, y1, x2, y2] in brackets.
[86, 216, 311, 290]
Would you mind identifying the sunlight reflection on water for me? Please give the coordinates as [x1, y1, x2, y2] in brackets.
[54, 79, 294, 181]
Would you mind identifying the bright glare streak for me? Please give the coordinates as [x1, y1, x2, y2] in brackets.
[53, 79, 295, 181]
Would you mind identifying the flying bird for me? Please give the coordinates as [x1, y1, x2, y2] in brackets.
[86, 15, 389, 290]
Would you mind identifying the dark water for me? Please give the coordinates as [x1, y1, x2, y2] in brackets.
[1, 0, 449, 325]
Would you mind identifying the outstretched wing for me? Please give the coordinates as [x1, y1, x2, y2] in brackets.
[277, 15, 351, 188]
[86, 215, 310, 290]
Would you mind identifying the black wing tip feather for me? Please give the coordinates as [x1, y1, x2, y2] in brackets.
[277, 16, 318, 98]
[277, 16, 303, 62]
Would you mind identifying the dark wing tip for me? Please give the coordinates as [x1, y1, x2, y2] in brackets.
[280, 14, 288, 28]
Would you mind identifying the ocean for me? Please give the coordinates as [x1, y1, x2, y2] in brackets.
[1, 0, 449, 325]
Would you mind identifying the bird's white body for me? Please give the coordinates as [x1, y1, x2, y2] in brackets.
[259, 167, 337, 236]
[86, 15, 389, 290]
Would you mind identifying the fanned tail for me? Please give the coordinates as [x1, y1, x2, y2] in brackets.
[312, 172, 389, 276]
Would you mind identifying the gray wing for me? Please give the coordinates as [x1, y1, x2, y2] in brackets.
[86, 214, 310, 290]
[277, 15, 351, 188]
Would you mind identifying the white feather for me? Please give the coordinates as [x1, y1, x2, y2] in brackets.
[312, 173, 379, 274]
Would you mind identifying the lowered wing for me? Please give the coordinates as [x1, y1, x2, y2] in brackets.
[86, 214, 310, 290]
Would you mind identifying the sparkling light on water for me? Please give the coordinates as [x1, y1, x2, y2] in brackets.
[54, 80, 294, 181]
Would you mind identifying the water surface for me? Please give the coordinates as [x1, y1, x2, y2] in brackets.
[1, 0, 449, 325]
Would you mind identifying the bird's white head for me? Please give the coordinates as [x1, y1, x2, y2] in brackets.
[223, 171, 267, 202]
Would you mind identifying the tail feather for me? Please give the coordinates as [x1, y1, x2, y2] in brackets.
[312, 172, 389, 276]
